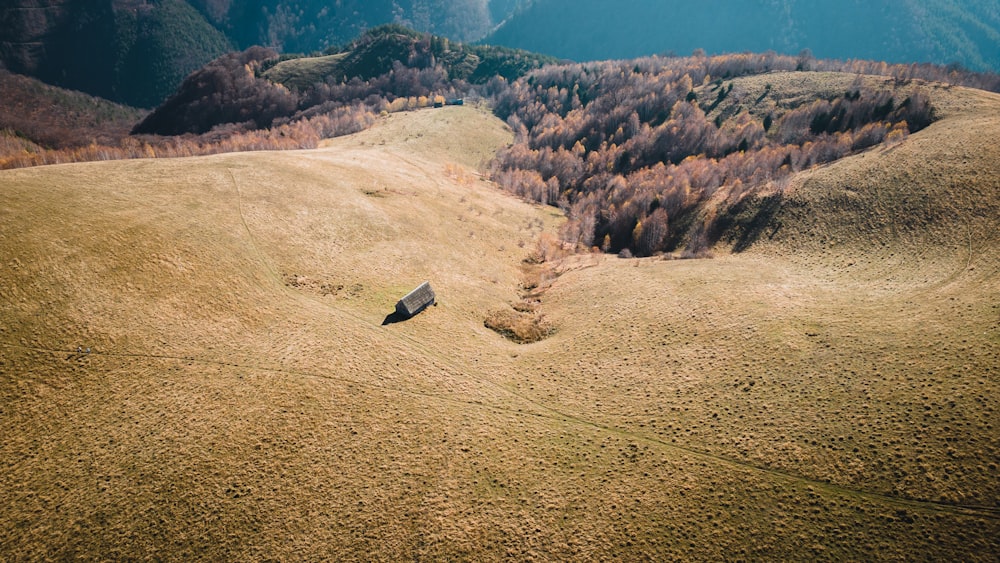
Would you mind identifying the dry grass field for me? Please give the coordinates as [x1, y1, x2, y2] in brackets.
[1, 91, 998, 560]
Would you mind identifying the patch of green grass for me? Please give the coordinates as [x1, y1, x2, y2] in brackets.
[261, 24, 557, 90]
[262, 53, 348, 90]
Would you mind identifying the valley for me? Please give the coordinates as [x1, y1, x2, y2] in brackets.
[1, 94, 998, 559]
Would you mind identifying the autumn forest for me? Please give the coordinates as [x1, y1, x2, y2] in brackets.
[3, 27, 1000, 257]
[491, 54, 956, 256]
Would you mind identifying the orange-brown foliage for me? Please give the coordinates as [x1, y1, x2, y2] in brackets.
[0, 105, 377, 170]
[491, 53, 967, 256]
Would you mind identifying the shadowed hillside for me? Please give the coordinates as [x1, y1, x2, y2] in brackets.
[1, 95, 999, 560]
[0, 0, 524, 106]
[133, 26, 555, 136]
[0, 69, 146, 152]
[0, 0, 233, 107]
[191, 0, 502, 50]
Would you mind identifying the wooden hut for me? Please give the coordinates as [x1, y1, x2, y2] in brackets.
[395, 282, 436, 318]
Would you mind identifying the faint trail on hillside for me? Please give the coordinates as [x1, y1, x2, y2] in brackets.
[278, 278, 1000, 521]
[216, 164, 1000, 523]
[228, 168, 287, 291]
[532, 396, 1000, 521]
[3, 340, 998, 522]
[966, 219, 975, 271]
[0, 342, 528, 425]
[11, 149, 993, 521]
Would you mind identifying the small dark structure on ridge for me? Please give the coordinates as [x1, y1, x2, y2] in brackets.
[395, 281, 436, 319]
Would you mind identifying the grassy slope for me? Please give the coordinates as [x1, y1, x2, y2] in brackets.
[1, 97, 998, 560]
[261, 54, 349, 91]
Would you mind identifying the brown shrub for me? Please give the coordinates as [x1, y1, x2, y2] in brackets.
[484, 308, 554, 343]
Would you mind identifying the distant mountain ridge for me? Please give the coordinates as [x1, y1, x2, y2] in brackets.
[0, 0, 524, 107]
[188, 0, 518, 52]
[485, 0, 1000, 72]
[3, 0, 997, 108]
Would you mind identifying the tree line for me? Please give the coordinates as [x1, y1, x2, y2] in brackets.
[2, 26, 551, 170]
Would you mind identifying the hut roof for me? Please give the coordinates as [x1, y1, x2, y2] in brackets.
[396, 281, 435, 318]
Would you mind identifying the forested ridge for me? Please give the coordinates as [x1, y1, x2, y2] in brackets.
[0, 26, 554, 168]
[5, 21, 1000, 265]
[133, 25, 555, 136]
[0, 0, 524, 107]
[491, 53, 999, 256]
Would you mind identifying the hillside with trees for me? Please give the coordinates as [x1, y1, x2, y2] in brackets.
[490, 53, 1000, 257]
[6, 21, 1000, 193]
[0, 69, 146, 159]
[0, 0, 524, 107]
[0, 26, 554, 168]
[133, 25, 555, 136]
[0, 0, 233, 108]
[486, 0, 1000, 72]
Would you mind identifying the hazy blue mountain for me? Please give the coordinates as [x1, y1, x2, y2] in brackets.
[7, 0, 994, 108]
[485, 0, 1000, 72]
[188, 0, 515, 52]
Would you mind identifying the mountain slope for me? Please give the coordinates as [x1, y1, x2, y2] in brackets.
[0, 0, 522, 107]
[2, 95, 999, 559]
[192, 0, 498, 51]
[133, 26, 556, 136]
[486, 0, 1000, 72]
[739, 77, 1000, 288]
[0, 69, 145, 151]
[0, 0, 233, 108]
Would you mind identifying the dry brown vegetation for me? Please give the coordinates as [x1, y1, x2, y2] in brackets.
[483, 306, 553, 343]
[1, 95, 999, 561]
[483, 243, 573, 344]
[0, 63, 381, 170]
[491, 53, 998, 257]
[0, 69, 146, 151]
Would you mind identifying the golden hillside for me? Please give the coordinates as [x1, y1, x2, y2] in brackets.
[1, 98, 998, 560]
